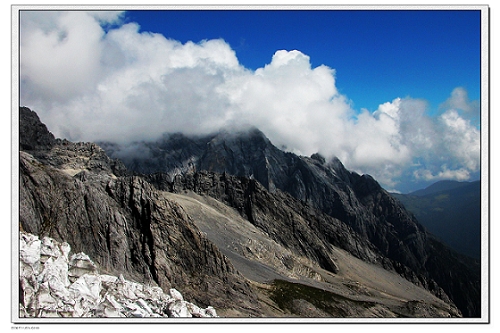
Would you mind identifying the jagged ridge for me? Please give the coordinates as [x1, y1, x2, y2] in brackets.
[103, 125, 481, 317]
[17, 106, 476, 318]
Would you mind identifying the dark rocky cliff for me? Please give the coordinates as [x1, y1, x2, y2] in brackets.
[106, 127, 481, 317]
[19, 153, 260, 314]
[18, 108, 259, 315]
[147, 170, 480, 316]
[19, 106, 57, 151]
[148, 171, 382, 272]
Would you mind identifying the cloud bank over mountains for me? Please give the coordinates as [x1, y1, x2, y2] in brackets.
[19, 11, 481, 192]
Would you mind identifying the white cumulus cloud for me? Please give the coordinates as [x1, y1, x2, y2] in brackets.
[18, 11, 481, 192]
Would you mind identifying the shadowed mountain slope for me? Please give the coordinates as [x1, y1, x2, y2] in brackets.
[392, 181, 481, 259]
[103, 127, 481, 317]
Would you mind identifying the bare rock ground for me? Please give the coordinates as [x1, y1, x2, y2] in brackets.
[164, 190, 461, 318]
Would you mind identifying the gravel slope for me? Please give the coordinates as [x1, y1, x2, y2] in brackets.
[164, 191, 461, 318]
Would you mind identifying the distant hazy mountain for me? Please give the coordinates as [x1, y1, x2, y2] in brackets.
[409, 180, 479, 197]
[392, 180, 481, 259]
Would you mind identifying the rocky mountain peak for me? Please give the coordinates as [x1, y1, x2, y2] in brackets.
[19, 106, 57, 151]
[310, 152, 326, 164]
[99, 118, 480, 317]
[17, 106, 481, 319]
[210, 126, 270, 144]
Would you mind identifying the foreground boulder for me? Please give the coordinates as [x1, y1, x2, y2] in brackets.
[19, 231, 218, 318]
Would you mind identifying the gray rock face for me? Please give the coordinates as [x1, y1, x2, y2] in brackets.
[149, 171, 382, 271]
[148, 171, 458, 303]
[19, 149, 259, 315]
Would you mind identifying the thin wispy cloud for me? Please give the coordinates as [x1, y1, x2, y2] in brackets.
[19, 11, 481, 192]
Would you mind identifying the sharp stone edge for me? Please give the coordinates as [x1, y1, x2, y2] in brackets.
[19, 231, 218, 318]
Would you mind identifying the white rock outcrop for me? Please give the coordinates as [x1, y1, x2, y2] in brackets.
[18, 232, 217, 318]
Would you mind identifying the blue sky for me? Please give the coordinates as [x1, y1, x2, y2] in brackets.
[19, 8, 484, 193]
[125, 9, 481, 114]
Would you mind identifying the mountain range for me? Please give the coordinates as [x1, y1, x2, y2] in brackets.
[392, 181, 481, 259]
[17, 106, 481, 319]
